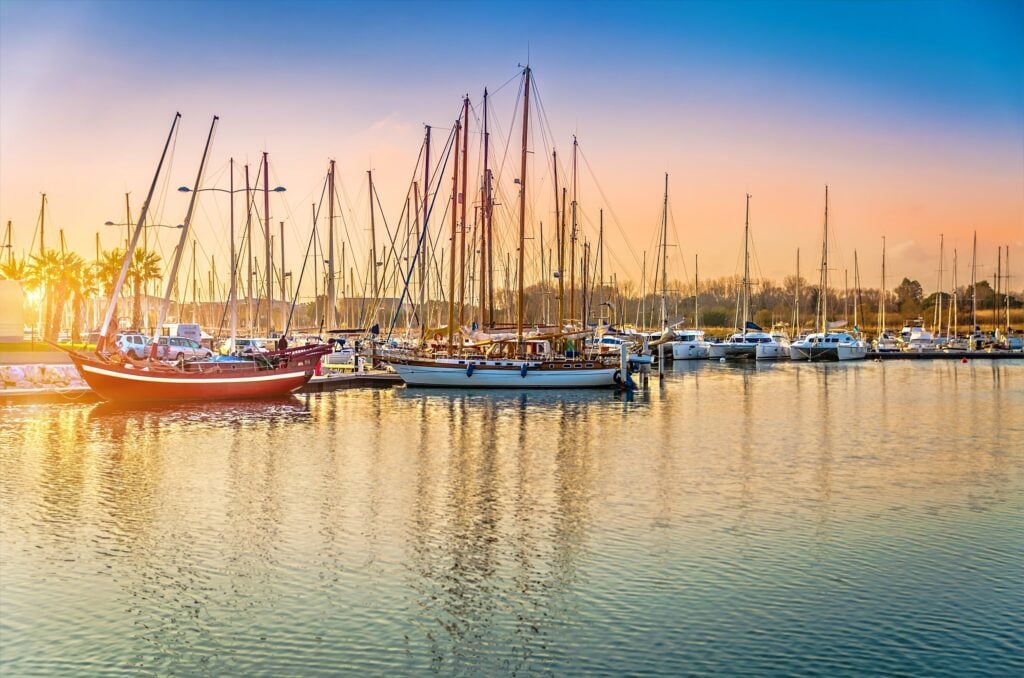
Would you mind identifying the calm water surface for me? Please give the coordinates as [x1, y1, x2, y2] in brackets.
[1, 360, 1022, 675]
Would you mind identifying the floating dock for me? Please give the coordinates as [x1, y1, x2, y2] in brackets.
[299, 370, 403, 393]
[866, 351, 1023, 360]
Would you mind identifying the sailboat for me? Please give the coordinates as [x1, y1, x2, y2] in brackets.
[789, 186, 867, 361]
[65, 114, 330, 402]
[708, 194, 779, 360]
[672, 254, 710, 359]
[384, 68, 619, 388]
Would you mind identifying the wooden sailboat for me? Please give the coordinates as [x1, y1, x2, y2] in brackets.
[384, 68, 619, 388]
[64, 114, 329, 402]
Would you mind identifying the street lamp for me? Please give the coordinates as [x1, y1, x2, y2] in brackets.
[178, 165, 286, 341]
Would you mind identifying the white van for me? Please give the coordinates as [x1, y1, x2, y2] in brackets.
[161, 323, 202, 343]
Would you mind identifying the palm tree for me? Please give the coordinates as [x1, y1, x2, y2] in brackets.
[24, 249, 60, 339]
[68, 262, 98, 342]
[0, 255, 28, 282]
[129, 249, 162, 329]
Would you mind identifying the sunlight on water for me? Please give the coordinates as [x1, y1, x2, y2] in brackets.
[1, 360, 1022, 675]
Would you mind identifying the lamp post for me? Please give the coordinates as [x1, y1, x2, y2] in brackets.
[179, 162, 285, 348]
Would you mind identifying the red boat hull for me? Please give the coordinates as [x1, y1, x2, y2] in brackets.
[69, 354, 319, 402]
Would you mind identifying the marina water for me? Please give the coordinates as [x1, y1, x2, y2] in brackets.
[2, 360, 1022, 675]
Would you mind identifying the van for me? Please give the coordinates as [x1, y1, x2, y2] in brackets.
[161, 323, 202, 343]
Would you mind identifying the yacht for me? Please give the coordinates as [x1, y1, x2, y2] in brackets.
[671, 330, 711, 360]
[790, 331, 867, 361]
[755, 324, 791, 360]
[709, 323, 779, 360]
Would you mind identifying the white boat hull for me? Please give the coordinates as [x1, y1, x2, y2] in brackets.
[672, 341, 710, 360]
[388, 358, 619, 388]
[755, 343, 790, 360]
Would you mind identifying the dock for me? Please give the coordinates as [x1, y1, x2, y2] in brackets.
[866, 350, 1023, 360]
[299, 370, 402, 393]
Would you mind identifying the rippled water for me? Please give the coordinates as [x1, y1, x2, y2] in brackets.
[2, 360, 1022, 676]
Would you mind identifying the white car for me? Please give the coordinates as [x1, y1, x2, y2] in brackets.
[157, 336, 214, 361]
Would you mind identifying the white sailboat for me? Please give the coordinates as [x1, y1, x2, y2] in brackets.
[673, 254, 711, 359]
[789, 186, 867, 361]
[708, 194, 780, 360]
[384, 67, 618, 388]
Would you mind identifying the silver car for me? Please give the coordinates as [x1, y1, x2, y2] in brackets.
[157, 336, 214, 361]
[116, 333, 150, 359]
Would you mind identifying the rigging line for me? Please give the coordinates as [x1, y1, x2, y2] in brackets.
[385, 123, 459, 340]
[284, 190, 326, 334]
[575, 146, 644, 283]
[365, 120, 458, 332]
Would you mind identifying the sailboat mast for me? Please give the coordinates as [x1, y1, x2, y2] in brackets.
[154, 115, 218, 348]
[96, 113, 180, 352]
[516, 66, 531, 348]
[482, 88, 491, 328]
[328, 160, 336, 329]
[368, 170, 378, 300]
[796, 248, 801, 331]
[694, 254, 699, 328]
[553, 150, 564, 330]
[422, 126, 431, 339]
[661, 173, 669, 329]
[229, 157, 237, 348]
[952, 249, 958, 339]
[569, 135, 578, 327]
[971, 231, 977, 336]
[936, 234, 944, 336]
[263, 152, 273, 336]
[447, 118, 461, 353]
[880, 236, 886, 337]
[743, 193, 751, 333]
[821, 185, 828, 334]
[458, 96, 470, 328]
[599, 209, 604, 322]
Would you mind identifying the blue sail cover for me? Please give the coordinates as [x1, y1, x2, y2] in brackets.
[744, 321, 763, 331]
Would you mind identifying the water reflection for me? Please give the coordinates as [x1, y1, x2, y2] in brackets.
[1, 361, 1021, 675]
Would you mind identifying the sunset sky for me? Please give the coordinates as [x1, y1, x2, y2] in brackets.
[1, 0, 1021, 300]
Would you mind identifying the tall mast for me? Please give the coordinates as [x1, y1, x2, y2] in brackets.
[446, 118, 461, 353]
[560, 186, 567, 328]
[458, 96, 470, 328]
[328, 159, 337, 329]
[97, 113, 180, 352]
[661, 173, 669, 329]
[553, 149, 563, 330]
[422, 126, 431, 339]
[952, 249, 958, 340]
[279, 221, 286, 326]
[569, 135, 578, 327]
[39, 193, 46, 256]
[154, 115, 217, 348]
[599, 208, 604, 323]
[482, 88, 491, 327]
[743, 193, 751, 332]
[368, 170, 378, 300]
[820, 186, 828, 334]
[263, 151, 272, 336]
[853, 250, 860, 330]
[516, 66, 531, 348]
[796, 248, 801, 331]
[245, 165, 253, 334]
[695, 254, 700, 328]
[879, 237, 886, 336]
[935, 234, 944, 335]
[229, 157, 237, 349]
[971, 231, 977, 335]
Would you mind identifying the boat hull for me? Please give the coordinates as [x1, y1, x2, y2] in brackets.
[790, 344, 867, 362]
[672, 341, 710, 360]
[755, 343, 790, 360]
[708, 343, 756, 360]
[70, 355, 317, 402]
[387, 358, 619, 388]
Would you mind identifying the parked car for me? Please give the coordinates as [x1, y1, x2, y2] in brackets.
[219, 337, 270, 355]
[157, 336, 214, 361]
[116, 333, 150, 359]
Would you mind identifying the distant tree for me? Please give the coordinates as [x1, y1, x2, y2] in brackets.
[894, 277, 924, 316]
